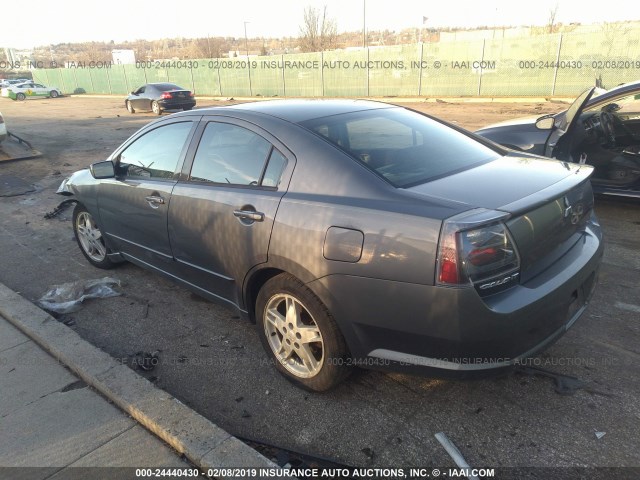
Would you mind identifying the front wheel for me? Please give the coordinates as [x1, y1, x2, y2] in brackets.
[151, 101, 162, 115]
[50, 90, 59, 98]
[256, 273, 351, 391]
[73, 204, 115, 269]
[16, 93, 26, 101]
[126, 100, 135, 113]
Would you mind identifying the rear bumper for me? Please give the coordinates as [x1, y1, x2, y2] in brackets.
[308, 219, 603, 377]
[158, 99, 196, 110]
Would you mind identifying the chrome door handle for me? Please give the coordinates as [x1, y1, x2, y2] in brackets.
[145, 195, 165, 208]
[233, 210, 264, 222]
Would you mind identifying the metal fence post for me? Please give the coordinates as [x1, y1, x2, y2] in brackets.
[366, 47, 370, 97]
[122, 65, 129, 93]
[106, 67, 112, 94]
[477, 39, 485, 96]
[281, 54, 286, 96]
[551, 33, 563, 96]
[321, 51, 325, 97]
[60, 70, 67, 95]
[247, 57, 253, 96]
[418, 42, 424, 96]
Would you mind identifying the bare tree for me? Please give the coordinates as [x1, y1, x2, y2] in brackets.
[547, 3, 559, 33]
[298, 5, 337, 53]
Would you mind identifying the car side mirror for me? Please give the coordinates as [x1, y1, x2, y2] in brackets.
[131, 91, 137, 95]
[89, 160, 115, 179]
[535, 117, 554, 130]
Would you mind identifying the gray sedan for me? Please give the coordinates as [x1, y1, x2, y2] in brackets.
[58, 100, 603, 391]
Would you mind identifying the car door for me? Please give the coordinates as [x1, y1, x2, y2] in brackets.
[33, 83, 48, 96]
[131, 86, 147, 109]
[546, 87, 595, 161]
[168, 117, 294, 307]
[97, 118, 198, 268]
[21, 83, 35, 97]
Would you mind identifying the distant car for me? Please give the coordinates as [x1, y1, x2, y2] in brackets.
[0, 78, 30, 88]
[0, 112, 6, 142]
[476, 80, 640, 198]
[125, 83, 196, 115]
[1, 81, 62, 101]
[58, 100, 602, 391]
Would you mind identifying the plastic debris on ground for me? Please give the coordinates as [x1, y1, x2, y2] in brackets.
[37, 277, 122, 314]
[435, 432, 480, 480]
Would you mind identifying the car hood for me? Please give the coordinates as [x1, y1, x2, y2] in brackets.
[406, 155, 593, 213]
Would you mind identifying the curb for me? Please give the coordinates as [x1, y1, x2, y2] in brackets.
[0, 282, 288, 479]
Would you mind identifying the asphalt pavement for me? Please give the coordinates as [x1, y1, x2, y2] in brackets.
[0, 282, 283, 480]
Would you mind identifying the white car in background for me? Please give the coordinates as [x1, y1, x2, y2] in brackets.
[0, 112, 7, 142]
[1, 81, 62, 100]
[0, 78, 30, 88]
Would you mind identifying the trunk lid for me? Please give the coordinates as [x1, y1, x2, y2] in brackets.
[161, 90, 192, 101]
[407, 155, 589, 210]
[408, 155, 595, 286]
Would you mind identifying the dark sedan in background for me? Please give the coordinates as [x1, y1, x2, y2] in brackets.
[58, 100, 603, 391]
[476, 81, 640, 198]
[125, 83, 195, 115]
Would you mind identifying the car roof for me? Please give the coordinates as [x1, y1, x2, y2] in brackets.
[592, 80, 640, 102]
[218, 99, 395, 123]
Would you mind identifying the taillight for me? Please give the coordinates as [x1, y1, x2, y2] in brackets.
[161, 92, 172, 99]
[436, 209, 520, 290]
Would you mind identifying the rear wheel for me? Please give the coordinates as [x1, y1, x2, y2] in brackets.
[73, 204, 114, 269]
[126, 101, 135, 113]
[152, 101, 162, 115]
[256, 273, 351, 391]
[16, 93, 26, 101]
[50, 90, 59, 98]
[183, 106, 193, 111]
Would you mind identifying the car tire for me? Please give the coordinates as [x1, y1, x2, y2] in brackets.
[256, 273, 351, 392]
[16, 93, 26, 101]
[151, 101, 162, 115]
[183, 106, 193, 111]
[50, 90, 59, 98]
[73, 203, 115, 269]
[126, 101, 135, 114]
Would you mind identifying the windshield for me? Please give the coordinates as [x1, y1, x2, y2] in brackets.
[299, 108, 499, 188]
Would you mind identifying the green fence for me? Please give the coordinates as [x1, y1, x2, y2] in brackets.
[32, 29, 640, 97]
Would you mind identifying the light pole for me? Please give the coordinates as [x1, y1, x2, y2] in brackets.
[244, 21, 250, 58]
[243, 21, 252, 95]
[362, 0, 366, 48]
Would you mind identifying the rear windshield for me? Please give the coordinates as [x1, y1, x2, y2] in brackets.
[300, 108, 499, 187]
[155, 83, 183, 91]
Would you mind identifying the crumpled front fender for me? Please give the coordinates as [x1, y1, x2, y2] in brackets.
[56, 168, 91, 196]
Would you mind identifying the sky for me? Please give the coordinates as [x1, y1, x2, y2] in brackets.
[2, 0, 640, 49]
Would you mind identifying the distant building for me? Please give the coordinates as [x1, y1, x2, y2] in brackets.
[112, 49, 136, 65]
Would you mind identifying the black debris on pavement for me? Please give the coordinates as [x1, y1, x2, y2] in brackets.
[516, 366, 587, 395]
[44, 199, 77, 219]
